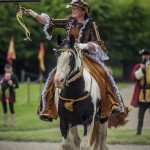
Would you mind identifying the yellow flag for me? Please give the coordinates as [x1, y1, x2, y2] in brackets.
[7, 37, 16, 64]
[38, 42, 45, 72]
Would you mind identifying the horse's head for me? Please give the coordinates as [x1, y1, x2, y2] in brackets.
[54, 35, 82, 89]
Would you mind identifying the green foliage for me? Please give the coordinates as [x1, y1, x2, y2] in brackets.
[0, 0, 150, 77]
[88, 0, 150, 62]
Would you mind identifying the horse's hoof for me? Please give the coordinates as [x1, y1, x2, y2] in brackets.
[71, 137, 81, 148]
[80, 146, 90, 150]
[60, 140, 77, 150]
[80, 138, 90, 150]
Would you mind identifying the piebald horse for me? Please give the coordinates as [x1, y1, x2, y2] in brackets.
[54, 35, 108, 150]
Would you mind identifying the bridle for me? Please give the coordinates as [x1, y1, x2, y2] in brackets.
[55, 48, 83, 86]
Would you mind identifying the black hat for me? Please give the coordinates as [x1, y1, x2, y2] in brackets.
[4, 63, 12, 68]
[139, 49, 150, 55]
[66, 0, 90, 17]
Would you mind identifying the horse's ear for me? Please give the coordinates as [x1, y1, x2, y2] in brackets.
[70, 35, 75, 48]
[57, 34, 62, 45]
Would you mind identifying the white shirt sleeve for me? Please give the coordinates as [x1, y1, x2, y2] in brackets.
[135, 68, 144, 80]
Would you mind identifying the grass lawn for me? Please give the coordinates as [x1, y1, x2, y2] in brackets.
[1, 82, 149, 145]
[0, 83, 59, 131]
[0, 129, 150, 144]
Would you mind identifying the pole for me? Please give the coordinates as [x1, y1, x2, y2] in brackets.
[39, 69, 43, 99]
[27, 77, 30, 104]
[21, 69, 25, 83]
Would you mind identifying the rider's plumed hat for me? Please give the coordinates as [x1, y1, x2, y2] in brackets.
[66, 0, 90, 16]
[139, 49, 150, 55]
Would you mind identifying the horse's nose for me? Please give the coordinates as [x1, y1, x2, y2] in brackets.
[60, 78, 65, 83]
[54, 77, 65, 84]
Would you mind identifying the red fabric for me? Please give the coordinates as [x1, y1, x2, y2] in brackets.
[1, 96, 14, 103]
[7, 52, 14, 64]
[131, 64, 141, 107]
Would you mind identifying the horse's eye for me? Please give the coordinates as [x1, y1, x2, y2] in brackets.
[54, 51, 61, 58]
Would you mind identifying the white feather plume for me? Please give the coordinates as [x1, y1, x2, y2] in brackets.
[71, 0, 83, 4]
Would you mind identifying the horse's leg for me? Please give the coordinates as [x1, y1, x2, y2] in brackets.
[59, 119, 78, 150]
[80, 116, 94, 150]
[90, 121, 108, 150]
[98, 121, 108, 150]
[59, 118, 70, 150]
[70, 126, 81, 148]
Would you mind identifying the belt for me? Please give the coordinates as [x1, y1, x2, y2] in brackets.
[140, 86, 150, 89]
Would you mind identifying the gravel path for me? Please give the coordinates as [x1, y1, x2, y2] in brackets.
[120, 84, 150, 129]
[0, 141, 150, 150]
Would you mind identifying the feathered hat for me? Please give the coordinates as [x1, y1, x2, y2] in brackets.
[139, 49, 150, 55]
[66, 0, 90, 16]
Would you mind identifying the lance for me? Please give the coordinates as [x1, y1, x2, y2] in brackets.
[0, 0, 41, 41]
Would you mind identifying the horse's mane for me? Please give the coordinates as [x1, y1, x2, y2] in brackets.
[57, 38, 71, 48]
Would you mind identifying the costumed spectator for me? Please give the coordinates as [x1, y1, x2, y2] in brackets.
[131, 49, 150, 135]
[1, 73, 12, 98]
[0, 64, 19, 127]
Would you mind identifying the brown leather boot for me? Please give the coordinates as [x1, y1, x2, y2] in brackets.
[3, 113, 8, 127]
[11, 114, 15, 127]
[112, 108, 121, 116]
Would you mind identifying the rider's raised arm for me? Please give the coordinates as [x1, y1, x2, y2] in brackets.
[28, 9, 69, 40]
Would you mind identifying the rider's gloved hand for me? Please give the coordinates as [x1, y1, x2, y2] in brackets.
[27, 9, 38, 18]
[76, 43, 88, 50]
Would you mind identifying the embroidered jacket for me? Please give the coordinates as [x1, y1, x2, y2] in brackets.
[41, 13, 108, 61]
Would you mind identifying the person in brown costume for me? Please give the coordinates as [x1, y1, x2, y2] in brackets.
[27, 0, 130, 127]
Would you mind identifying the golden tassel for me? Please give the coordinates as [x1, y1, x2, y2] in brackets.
[64, 101, 74, 111]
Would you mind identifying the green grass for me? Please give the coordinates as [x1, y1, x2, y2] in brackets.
[108, 129, 150, 145]
[1, 82, 148, 145]
[0, 129, 150, 144]
[0, 83, 59, 131]
[116, 82, 129, 90]
[0, 83, 128, 131]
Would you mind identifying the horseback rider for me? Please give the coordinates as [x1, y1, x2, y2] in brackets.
[27, 0, 129, 127]
[131, 49, 150, 135]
